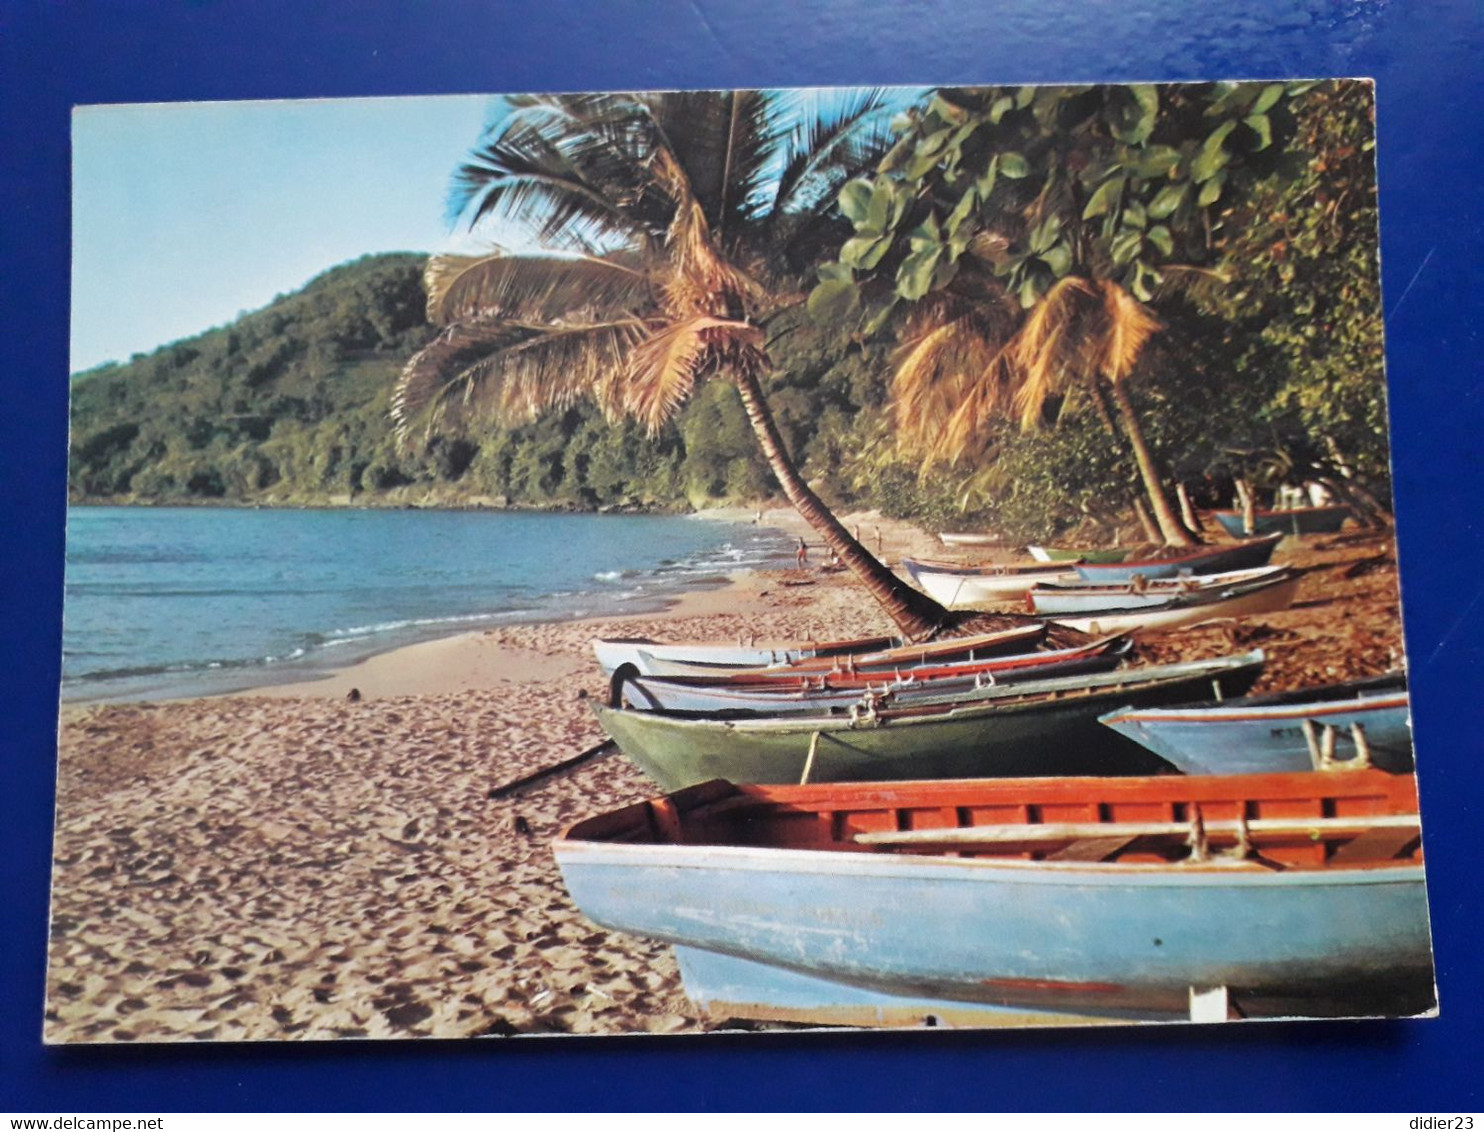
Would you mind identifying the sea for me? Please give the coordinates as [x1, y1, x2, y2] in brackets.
[61, 506, 795, 703]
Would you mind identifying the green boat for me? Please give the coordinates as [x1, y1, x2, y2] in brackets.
[594, 651, 1265, 790]
[1026, 545, 1134, 564]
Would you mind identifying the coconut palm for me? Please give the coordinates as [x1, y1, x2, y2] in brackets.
[817, 83, 1310, 547]
[1007, 275, 1197, 546]
[891, 272, 1200, 548]
[391, 89, 956, 639]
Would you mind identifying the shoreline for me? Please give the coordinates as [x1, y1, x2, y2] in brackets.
[60, 504, 949, 709]
[46, 516, 917, 1042]
[46, 513, 1408, 1042]
[240, 505, 950, 702]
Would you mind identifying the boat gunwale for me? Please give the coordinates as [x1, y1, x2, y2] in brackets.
[1030, 565, 1290, 596]
[553, 834, 1426, 883]
[629, 635, 1130, 690]
[1073, 532, 1284, 572]
[1046, 576, 1300, 632]
[1209, 505, 1351, 519]
[1101, 693, 1410, 726]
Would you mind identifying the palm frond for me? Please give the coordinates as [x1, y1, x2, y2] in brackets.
[645, 90, 781, 239]
[654, 161, 764, 316]
[1149, 262, 1231, 305]
[1008, 276, 1102, 430]
[618, 315, 763, 433]
[932, 351, 1012, 469]
[1095, 279, 1163, 382]
[424, 250, 652, 327]
[392, 318, 647, 441]
[450, 94, 662, 252]
[391, 320, 517, 441]
[769, 88, 896, 220]
[890, 288, 1020, 465]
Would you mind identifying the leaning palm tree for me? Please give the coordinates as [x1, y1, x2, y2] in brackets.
[392, 89, 955, 639]
[1008, 275, 1198, 546]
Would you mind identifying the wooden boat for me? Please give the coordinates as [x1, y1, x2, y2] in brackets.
[554, 770, 1432, 1024]
[1100, 673, 1412, 775]
[1212, 506, 1350, 539]
[1072, 533, 1284, 584]
[1029, 565, 1289, 615]
[593, 633, 900, 676]
[902, 557, 1081, 607]
[1027, 545, 1133, 564]
[938, 532, 1000, 547]
[593, 651, 1265, 789]
[1045, 570, 1300, 637]
[615, 637, 1133, 714]
[632, 622, 1048, 679]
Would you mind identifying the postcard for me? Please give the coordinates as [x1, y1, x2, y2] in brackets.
[50, 80, 1433, 1041]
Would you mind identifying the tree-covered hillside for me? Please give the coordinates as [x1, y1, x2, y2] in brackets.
[70, 82, 1395, 545]
[66, 254, 889, 512]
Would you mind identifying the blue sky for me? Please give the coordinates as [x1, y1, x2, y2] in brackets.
[70, 95, 494, 373]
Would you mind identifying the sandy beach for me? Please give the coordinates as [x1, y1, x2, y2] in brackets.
[44, 510, 1407, 1042]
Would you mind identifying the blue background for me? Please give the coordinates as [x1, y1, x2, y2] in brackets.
[2, 0, 1479, 1112]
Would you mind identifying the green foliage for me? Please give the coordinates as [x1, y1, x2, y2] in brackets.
[813, 81, 1307, 323]
[807, 80, 1392, 524]
[67, 253, 875, 514]
[1189, 81, 1392, 497]
[71, 81, 1393, 534]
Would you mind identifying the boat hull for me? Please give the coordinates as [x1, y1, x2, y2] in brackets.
[557, 836, 1432, 1021]
[1212, 507, 1350, 538]
[620, 646, 1126, 714]
[1073, 534, 1283, 583]
[903, 559, 1081, 606]
[1100, 682, 1412, 775]
[595, 653, 1264, 789]
[1029, 566, 1287, 615]
[1047, 574, 1300, 637]
[633, 623, 1046, 679]
[1028, 546, 1133, 564]
[592, 634, 898, 676]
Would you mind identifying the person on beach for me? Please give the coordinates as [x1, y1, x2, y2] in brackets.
[796, 537, 809, 568]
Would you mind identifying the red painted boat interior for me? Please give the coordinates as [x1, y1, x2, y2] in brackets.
[561, 771, 1423, 871]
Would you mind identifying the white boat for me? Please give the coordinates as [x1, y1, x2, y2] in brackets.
[1029, 565, 1291, 615]
[1047, 570, 1300, 636]
[591, 633, 899, 676]
[629, 622, 1049, 679]
[902, 557, 1081, 607]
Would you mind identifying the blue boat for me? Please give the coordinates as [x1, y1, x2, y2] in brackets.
[1099, 673, 1411, 775]
[1212, 506, 1350, 539]
[554, 771, 1433, 1024]
[1072, 533, 1283, 584]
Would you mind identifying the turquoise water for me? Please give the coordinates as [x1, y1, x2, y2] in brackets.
[62, 506, 793, 702]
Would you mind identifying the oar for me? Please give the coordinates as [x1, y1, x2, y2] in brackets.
[488, 738, 617, 800]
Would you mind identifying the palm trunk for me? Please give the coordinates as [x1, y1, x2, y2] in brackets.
[733, 368, 950, 640]
[1107, 378, 1198, 547]
[1132, 495, 1160, 543]
[1176, 483, 1202, 536]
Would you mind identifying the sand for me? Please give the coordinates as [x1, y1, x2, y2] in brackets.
[44, 512, 1407, 1043]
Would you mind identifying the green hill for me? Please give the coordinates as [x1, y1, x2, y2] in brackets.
[66, 253, 894, 514]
